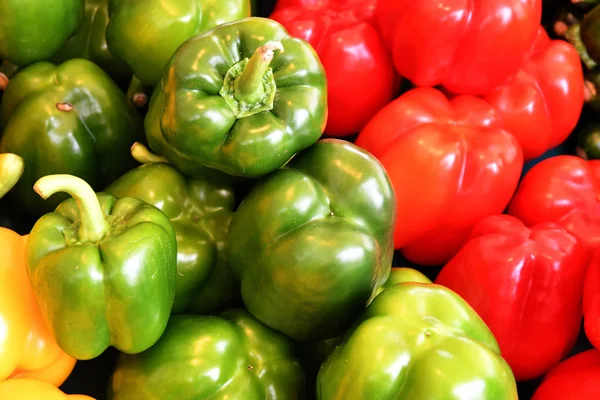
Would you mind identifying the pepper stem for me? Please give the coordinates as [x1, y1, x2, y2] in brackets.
[0, 60, 19, 91]
[126, 75, 148, 108]
[0, 153, 24, 199]
[131, 142, 169, 165]
[34, 174, 110, 243]
[565, 24, 598, 70]
[233, 41, 283, 104]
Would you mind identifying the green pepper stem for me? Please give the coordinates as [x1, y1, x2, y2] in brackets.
[565, 24, 598, 70]
[126, 75, 148, 108]
[131, 142, 169, 164]
[34, 174, 110, 243]
[0, 153, 24, 199]
[233, 41, 283, 103]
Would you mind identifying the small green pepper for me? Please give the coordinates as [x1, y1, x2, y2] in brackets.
[109, 309, 306, 399]
[105, 143, 239, 314]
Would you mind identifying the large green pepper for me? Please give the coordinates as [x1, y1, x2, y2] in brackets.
[145, 17, 327, 178]
[106, 0, 250, 88]
[109, 309, 306, 399]
[317, 282, 518, 399]
[0, 59, 144, 217]
[228, 139, 396, 341]
[0, 0, 83, 67]
[104, 142, 239, 314]
[26, 174, 177, 360]
[50, 0, 132, 87]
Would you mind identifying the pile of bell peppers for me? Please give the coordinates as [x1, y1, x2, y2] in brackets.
[3, 0, 600, 399]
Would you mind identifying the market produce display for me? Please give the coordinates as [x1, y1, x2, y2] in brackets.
[3, 0, 600, 399]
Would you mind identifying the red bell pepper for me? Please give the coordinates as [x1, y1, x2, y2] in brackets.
[436, 214, 589, 381]
[355, 87, 523, 266]
[270, 0, 398, 137]
[481, 27, 584, 160]
[375, 0, 542, 95]
[584, 250, 600, 350]
[508, 155, 600, 253]
[532, 349, 600, 400]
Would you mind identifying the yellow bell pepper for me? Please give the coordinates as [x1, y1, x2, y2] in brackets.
[0, 378, 94, 399]
[0, 153, 76, 386]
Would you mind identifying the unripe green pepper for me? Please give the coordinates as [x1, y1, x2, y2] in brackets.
[109, 309, 306, 399]
[105, 0, 250, 87]
[0, 59, 144, 217]
[105, 143, 239, 314]
[0, 0, 83, 67]
[26, 174, 177, 360]
[145, 17, 327, 179]
[318, 282, 518, 399]
[228, 139, 396, 341]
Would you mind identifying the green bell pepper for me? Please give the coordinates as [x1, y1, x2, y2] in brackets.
[0, 0, 83, 67]
[109, 309, 306, 399]
[26, 174, 177, 360]
[104, 142, 239, 314]
[50, 0, 132, 87]
[318, 282, 518, 399]
[105, 0, 251, 88]
[0, 59, 144, 217]
[228, 139, 396, 341]
[145, 17, 327, 178]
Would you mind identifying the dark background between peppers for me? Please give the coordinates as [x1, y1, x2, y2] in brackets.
[0, 0, 590, 399]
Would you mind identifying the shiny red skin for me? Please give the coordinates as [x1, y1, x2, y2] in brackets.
[436, 214, 589, 381]
[508, 156, 600, 253]
[584, 250, 600, 350]
[375, 0, 541, 96]
[270, 0, 398, 137]
[355, 87, 523, 266]
[482, 27, 584, 160]
[532, 349, 600, 400]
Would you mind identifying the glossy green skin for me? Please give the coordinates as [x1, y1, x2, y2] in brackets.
[105, 162, 239, 314]
[0, 0, 83, 65]
[318, 283, 518, 400]
[106, 0, 250, 87]
[25, 193, 177, 360]
[109, 310, 306, 400]
[377, 267, 432, 295]
[146, 17, 327, 178]
[582, 5, 600, 64]
[0, 59, 144, 217]
[51, 0, 132, 86]
[228, 139, 396, 341]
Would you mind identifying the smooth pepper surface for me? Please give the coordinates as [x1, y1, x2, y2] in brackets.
[0, 59, 144, 217]
[105, 143, 238, 314]
[106, 0, 250, 87]
[0, 0, 83, 66]
[228, 139, 396, 341]
[317, 282, 518, 399]
[50, 0, 132, 86]
[0, 379, 93, 400]
[26, 174, 177, 360]
[109, 310, 306, 400]
[437, 214, 589, 381]
[145, 17, 327, 178]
